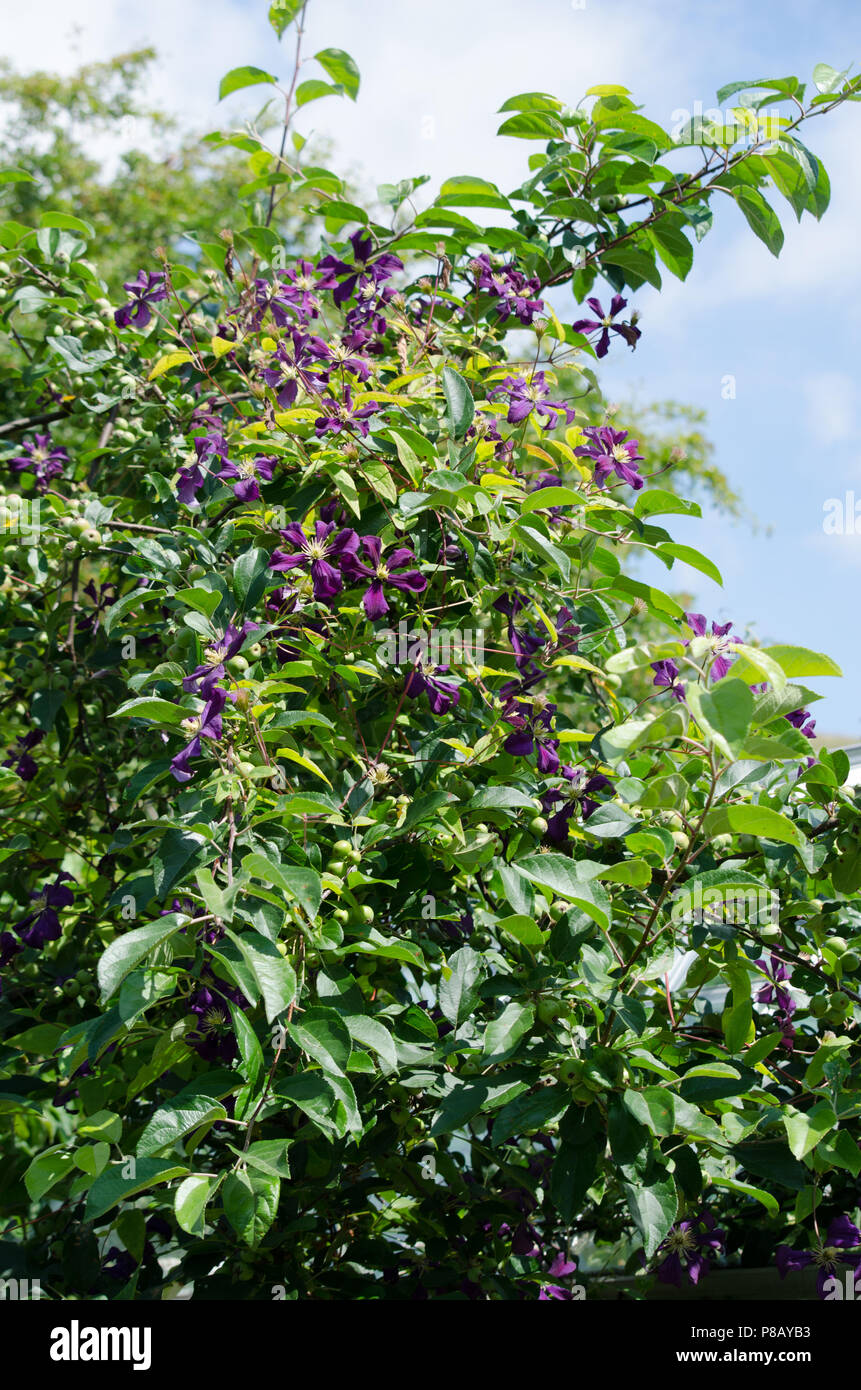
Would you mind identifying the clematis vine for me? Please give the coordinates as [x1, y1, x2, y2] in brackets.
[314, 385, 380, 438]
[468, 253, 545, 325]
[404, 662, 460, 715]
[9, 432, 68, 491]
[215, 453, 275, 502]
[343, 536, 427, 620]
[490, 372, 576, 431]
[655, 1212, 725, 1287]
[574, 424, 644, 491]
[14, 872, 75, 950]
[651, 657, 686, 702]
[3, 728, 44, 781]
[777, 1216, 861, 1297]
[756, 954, 796, 1050]
[502, 696, 560, 774]
[684, 611, 735, 680]
[182, 620, 258, 696]
[114, 269, 168, 330]
[269, 521, 359, 603]
[170, 683, 232, 784]
[572, 294, 641, 358]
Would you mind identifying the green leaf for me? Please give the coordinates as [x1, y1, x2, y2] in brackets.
[175, 1174, 216, 1236]
[441, 365, 474, 439]
[240, 1139, 292, 1180]
[656, 542, 722, 584]
[79, 1109, 123, 1144]
[269, 0, 302, 38]
[219, 67, 279, 101]
[648, 220, 693, 280]
[515, 522, 571, 582]
[514, 854, 611, 930]
[622, 1087, 676, 1137]
[733, 186, 784, 256]
[623, 1169, 678, 1258]
[97, 914, 187, 1002]
[784, 1101, 837, 1160]
[296, 79, 346, 107]
[688, 678, 754, 756]
[751, 644, 841, 679]
[439, 946, 485, 1028]
[437, 176, 511, 210]
[85, 1159, 189, 1221]
[722, 963, 753, 1055]
[289, 1006, 352, 1075]
[702, 803, 802, 849]
[25, 1148, 76, 1202]
[223, 1169, 280, 1246]
[482, 1001, 535, 1058]
[242, 852, 322, 920]
[232, 547, 270, 607]
[137, 1074, 234, 1156]
[226, 928, 297, 1023]
[314, 48, 360, 100]
[709, 1174, 779, 1215]
[112, 696, 187, 726]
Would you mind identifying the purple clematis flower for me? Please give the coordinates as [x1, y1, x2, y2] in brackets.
[273, 258, 338, 320]
[182, 620, 258, 696]
[404, 663, 460, 715]
[777, 1217, 861, 1298]
[176, 432, 230, 505]
[490, 372, 576, 431]
[655, 1213, 725, 1287]
[756, 954, 796, 1050]
[469, 253, 545, 326]
[684, 612, 735, 681]
[318, 230, 404, 306]
[539, 1251, 579, 1300]
[170, 683, 231, 784]
[343, 536, 427, 620]
[270, 521, 359, 604]
[3, 728, 45, 781]
[574, 424, 645, 491]
[502, 698, 560, 774]
[651, 658, 686, 702]
[786, 707, 817, 740]
[14, 872, 75, 949]
[187, 972, 250, 1062]
[259, 330, 329, 406]
[114, 270, 168, 330]
[572, 294, 641, 358]
[215, 454, 275, 502]
[9, 432, 68, 491]
[314, 385, 380, 438]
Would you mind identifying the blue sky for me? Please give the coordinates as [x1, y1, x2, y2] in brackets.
[8, 0, 861, 733]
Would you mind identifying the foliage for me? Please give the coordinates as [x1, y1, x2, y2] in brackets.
[1, 10, 861, 1301]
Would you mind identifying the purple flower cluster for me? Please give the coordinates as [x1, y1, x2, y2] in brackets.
[468, 253, 545, 326]
[3, 872, 74, 963]
[270, 525, 425, 619]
